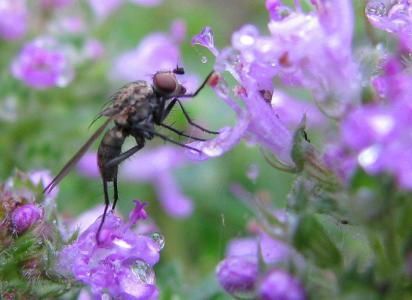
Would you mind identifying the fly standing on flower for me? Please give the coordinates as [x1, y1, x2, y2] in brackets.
[43, 67, 218, 241]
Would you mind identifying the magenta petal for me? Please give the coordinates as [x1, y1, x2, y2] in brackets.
[185, 112, 249, 160]
[154, 172, 193, 218]
[0, 0, 28, 40]
[77, 152, 100, 178]
[191, 26, 219, 56]
[258, 269, 306, 300]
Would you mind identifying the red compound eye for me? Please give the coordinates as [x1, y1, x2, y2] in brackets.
[153, 72, 177, 94]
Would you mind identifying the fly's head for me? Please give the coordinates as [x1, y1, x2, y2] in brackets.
[152, 67, 187, 98]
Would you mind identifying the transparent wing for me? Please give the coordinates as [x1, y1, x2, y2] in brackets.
[43, 119, 111, 194]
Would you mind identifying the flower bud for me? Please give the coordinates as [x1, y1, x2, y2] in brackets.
[258, 269, 306, 300]
[216, 256, 258, 298]
[11, 204, 43, 233]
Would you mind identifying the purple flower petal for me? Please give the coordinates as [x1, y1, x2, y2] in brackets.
[216, 256, 258, 298]
[77, 152, 99, 178]
[258, 269, 306, 300]
[128, 200, 148, 226]
[128, 0, 163, 7]
[185, 112, 249, 160]
[0, 0, 27, 40]
[226, 238, 258, 257]
[154, 172, 193, 218]
[88, 0, 122, 19]
[11, 204, 43, 233]
[191, 27, 219, 56]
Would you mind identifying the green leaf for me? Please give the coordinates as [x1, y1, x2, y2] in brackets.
[293, 214, 342, 269]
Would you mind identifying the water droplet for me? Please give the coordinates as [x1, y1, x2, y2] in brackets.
[131, 260, 155, 284]
[113, 238, 132, 249]
[200, 56, 208, 64]
[203, 145, 224, 157]
[151, 232, 165, 250]
[365, 1, 387, 19]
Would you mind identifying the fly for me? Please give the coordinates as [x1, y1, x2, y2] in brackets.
[43, 67, 217, 242]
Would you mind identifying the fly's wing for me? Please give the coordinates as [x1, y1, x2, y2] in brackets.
[43, 119, 111, 194]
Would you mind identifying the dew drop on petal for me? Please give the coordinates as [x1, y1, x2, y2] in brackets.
[113, 238, 132, 249]
[365, 1, 387, 20]
[201, 55, 208, 63]
[150, 232, 165, 250]
[131, 260, 155, 284]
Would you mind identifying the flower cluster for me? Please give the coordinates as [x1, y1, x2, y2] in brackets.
[184, 0, 412, 298]
[216, 216, 306, 300]
[57, 200, 163, 299]
[186, 0, 356, 166]
[0, 170, 52, 239]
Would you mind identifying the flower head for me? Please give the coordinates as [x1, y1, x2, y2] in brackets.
[11, 204, 43, 233]
[57, 201, 162, 299]
[11, 37, 74, 89]
[258, 269, 306, 300]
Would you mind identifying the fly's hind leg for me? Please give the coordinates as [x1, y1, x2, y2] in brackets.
[112, 174, 119, 210]
[104, 137, 145, 211]
[96, 178, 110, 244]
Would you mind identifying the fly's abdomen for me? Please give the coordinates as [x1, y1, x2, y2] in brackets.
[97, 127, 125, 181]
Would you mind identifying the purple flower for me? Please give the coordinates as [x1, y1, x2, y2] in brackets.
[216, 256, 258, 298]
[258, 269, 306, 300]
[11, 204, 43, 233]
[365, 0, 412, 35]
[191, 0, 358, 167]
[186, 111, 249, 161]
[192, 26, 219, 56]
[127, 0, 163, 6]
[190, 0, 359, 164]
[57, 201, 162, 299]
[327, 54, 412, 189]
[0, 0, 28, 40]
[83, 38, 104, 61]
[11, 37, 74, 89]
[88, 0, 122, 19]
[216, 230, 294, 298]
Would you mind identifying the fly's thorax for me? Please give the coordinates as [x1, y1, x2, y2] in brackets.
[102, 81, 157, 126]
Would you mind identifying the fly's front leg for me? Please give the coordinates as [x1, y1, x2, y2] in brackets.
[175, 99, 219, 134]
[179, 71, 214, 99]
